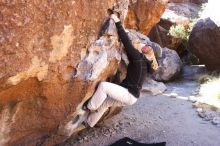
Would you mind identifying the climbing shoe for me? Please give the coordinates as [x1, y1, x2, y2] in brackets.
[82, 98, 91, 112]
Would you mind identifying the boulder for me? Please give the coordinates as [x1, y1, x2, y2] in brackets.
[142, 77, 167, 95]
[124, 0, 168, 35]
[0, 1, 129, 145]
[153, 48, 183, 81]
[181, 65, 208, 80]
[189, 0, 220, 71]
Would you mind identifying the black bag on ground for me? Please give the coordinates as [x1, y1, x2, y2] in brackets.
[109, 137, 166, 146]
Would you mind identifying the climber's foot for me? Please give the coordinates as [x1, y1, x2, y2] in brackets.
[82, 99, 92, 112]
[64, 109, 89, 136]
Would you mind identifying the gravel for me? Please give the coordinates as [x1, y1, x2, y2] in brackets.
[59, 80, 220, 146]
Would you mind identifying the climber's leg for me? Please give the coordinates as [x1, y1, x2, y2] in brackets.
[86, 98, 127, 127]
[87, 82, 137, 111]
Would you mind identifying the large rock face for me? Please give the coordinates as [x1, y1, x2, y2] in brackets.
[0, 0, 167, 146]
[189, 0, 220, 71]
[0, 1, 126, 145]
[189, 18, 220, 71]
[124, 0, 168, 35]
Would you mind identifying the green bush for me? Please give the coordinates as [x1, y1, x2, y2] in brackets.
[198, 75, 214, 84]
[168, 3, 207, 41]
[199, 76, 220, 108]
[168, 21, 196, 42]
[168, 21, 198, 64]
[168, 24, 189, 41]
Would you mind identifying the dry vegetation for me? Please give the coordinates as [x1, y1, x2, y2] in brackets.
[197, 75, 220, 109]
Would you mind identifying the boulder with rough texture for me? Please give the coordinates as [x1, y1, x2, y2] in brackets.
[124, 0, 168, 35]
[181, 65, 208, 80]
[189, 18, 220, 71]
[0, 0, 130, 145]
[142, 77, 167, 95]
[153, 48, 183, 81]
[189, 0, 220, 71]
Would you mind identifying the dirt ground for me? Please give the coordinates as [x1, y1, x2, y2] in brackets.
[60, 79, 220, 146]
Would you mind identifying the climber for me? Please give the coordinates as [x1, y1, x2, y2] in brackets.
[73, 13, 162, 128]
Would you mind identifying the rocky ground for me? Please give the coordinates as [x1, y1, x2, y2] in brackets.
[59, 68, 220, 146]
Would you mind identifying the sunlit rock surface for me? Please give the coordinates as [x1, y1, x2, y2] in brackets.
[124, 0, 168, 35]
[0, 1, 128, 145]
[142, 78, 167, 95]
[0, 0, 170, 145]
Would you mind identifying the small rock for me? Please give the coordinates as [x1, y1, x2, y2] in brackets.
[113, 123, 119, 128]
[125, 116, 129, 120]
[111, 131, 116, 135]
[192, 102, 202, 108]
[212, 117, 220, 125]
[188, 96, 197, 102]
[192, 90, 199, 95]
[119, 121, 123, 125]
[196, 108, 203, 113]
[198, 112, 206, 118]
[170, 93, 178, 98]
[109, 128, 114, 133]
[142, 78, 167, 95]
[146, 125, 150, 128]
[79, 139, 83, 143]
